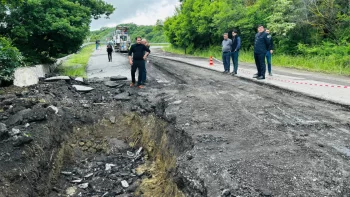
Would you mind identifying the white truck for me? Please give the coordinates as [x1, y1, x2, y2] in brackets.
[113, 26, 131, 53]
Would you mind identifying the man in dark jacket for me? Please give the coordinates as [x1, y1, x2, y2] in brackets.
[231, 29, 241, 76]
[253, 25, 270, 80]
[107, 44, 113, 62]
[128, 36, 150, 88]
[265, 29, 274, 76]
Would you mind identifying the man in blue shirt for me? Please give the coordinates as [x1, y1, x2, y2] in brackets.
[231, 29, 241, 76]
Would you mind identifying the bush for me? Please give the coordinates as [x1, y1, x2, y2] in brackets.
[0, 37, 24, 82]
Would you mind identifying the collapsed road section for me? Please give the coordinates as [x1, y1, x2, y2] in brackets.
[1, 51, 350, 197]
[0, 76, 192, 197]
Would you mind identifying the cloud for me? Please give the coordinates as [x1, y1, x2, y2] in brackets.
[90, 0, 180, 30]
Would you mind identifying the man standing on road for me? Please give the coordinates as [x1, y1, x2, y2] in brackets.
[128, 36, 150, 88]
[253, 25, 270, 80]
[107, 43, 113, 62]
[265, 29, 274, 76]
[222, 33, 232, 74]
[231, 29, 241, 76]
[141, 39, 150, 84]
[95, 40, 99, 50]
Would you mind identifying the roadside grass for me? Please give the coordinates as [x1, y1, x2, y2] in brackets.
[163, 46, 350, 76]
[58, 44, 96, 78]
[149, 43, 170, 47]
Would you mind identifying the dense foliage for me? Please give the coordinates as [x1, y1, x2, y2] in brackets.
[0, 0, 114, 64]
[0, 36, 23, 81]
[89, 22, 167, 43]
[164, 0, 349, 67]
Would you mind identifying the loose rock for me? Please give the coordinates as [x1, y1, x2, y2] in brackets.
[9, 128, 21, 136]
[114, 93, 131, 101]
[0, 123, 7, 136]
[72, 85, 94, 92]
[105, 164, 116, 171]
[45, 76, 70, 81]
[78, 183, 89, 189]
[13, 135, 33, 147]
[109, 116, 116, 124]
[104, 81, 119, 88]
[75, 77, 84, 82]
[221, 189, 231, 196]
[121, 180, 129, 188]
[110, 76, 128, 81]
[66, 186, 77, 196]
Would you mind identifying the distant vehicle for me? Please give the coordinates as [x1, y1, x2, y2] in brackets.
[113, 26, 131, 53]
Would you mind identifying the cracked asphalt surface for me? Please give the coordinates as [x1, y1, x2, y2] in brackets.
[81, 49, 350, 196]
[138, 54, 350, 196]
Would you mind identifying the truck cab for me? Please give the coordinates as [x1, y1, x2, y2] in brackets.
[114, 26, 131, 53]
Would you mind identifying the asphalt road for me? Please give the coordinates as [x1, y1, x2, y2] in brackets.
[149, 57, 350, 197]
[87, 50, 350, 197]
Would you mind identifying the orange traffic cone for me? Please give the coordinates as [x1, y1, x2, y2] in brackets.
[209, 56, 214, 66]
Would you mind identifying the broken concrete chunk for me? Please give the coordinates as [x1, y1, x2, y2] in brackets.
[78, 183, 89, 189]
[71, 179, 82, 183]
[221, 189, 231, 197]
[84, 173, 93, 178]
[113, 93, 131, 101]
[9, 128, 21, 136]
[48, 106, 59, 114]
[109, 116, 116, 124]
[127, 151, 135, 157]
[75, 77, 84, 82]
[105, 163, 116, 171]
[61, 171, 73, 176]
[45, 76, 70, 81]
[13, 136, 33, 147]
[0, 123, 7, 132]
[104, 81, 119, 87]
[13, 67, 39, 87]
[72, 85, 94, 92]
[110, 76, 128, 81]
[173, 100, 182, 105]
[121, 180, 129, 188]
[66, 186, 77, 196]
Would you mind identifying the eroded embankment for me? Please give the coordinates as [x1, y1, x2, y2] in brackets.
[0, 79, 194, 197]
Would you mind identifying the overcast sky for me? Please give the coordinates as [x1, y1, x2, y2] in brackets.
[90, 0, 180, 30]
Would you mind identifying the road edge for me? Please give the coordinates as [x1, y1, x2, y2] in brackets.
[150, 54, 350, 108]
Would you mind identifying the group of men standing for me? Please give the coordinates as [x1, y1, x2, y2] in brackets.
[222, 25, 274, 80]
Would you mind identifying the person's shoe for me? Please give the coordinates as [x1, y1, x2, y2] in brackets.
[257, 76, 265, 80]
[130, 83, 135, 87]
[231, 72, 235, 76]
[269, 72, 272, 76]
[253, 74, 258, 78]
[223, 71, 228, 74]
[138, 85, 144, 89]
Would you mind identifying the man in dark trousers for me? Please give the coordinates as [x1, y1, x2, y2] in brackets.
[265, 29, 274, 76]
[253, 25, 270, 80]
[107, 44, 113, 62]
[222, 33, 232, 73]
[231, 29, 241, 76]
[128, 36, 150, 88]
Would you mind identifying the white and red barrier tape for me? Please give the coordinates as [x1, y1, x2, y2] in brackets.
[238, 68, 348, 89]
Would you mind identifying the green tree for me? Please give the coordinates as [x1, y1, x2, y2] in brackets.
[0, 36, 23, 81]
[0, 0, 115, 64]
